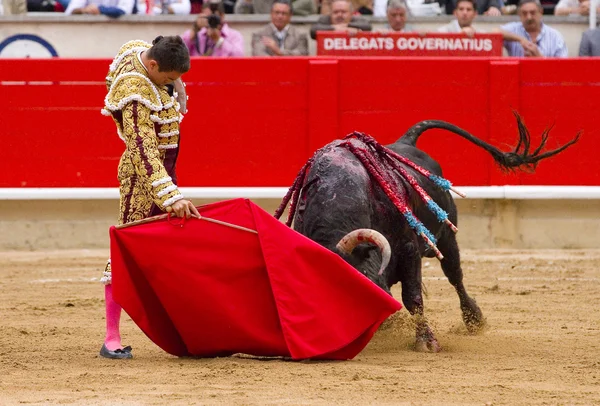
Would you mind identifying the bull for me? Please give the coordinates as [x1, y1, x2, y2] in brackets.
[276, 114, 579, 352]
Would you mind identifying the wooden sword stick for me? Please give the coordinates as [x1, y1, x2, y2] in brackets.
[115, 206, 258, 234]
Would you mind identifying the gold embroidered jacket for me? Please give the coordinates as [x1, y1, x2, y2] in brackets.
[102, 40, 184, 225]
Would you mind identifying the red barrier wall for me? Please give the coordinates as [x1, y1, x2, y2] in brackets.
[1, 57, 598, 188]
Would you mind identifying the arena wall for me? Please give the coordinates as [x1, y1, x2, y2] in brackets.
[1, 198, 598, 250]
[0, 14, 592, 58]
[2, 58, 598, 188]
[2, 57, 597, 251]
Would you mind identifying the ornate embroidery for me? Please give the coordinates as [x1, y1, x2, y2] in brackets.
[163, 194, 184, 207]
[151, 176, 172, 187]
[158, 144, 179, 150]
[150, 114, 179, 124]
[121, 102, 182, 204]
[109, 45, 150, 73]
[105, 72, 164, 112]
[158, 130, 179, 138]
[101, 40, 185, 284]
[157, 184, 178, 197]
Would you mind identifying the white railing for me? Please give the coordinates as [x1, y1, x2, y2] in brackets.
[1, 186, 600, 200]
[591, 0, 598, 29]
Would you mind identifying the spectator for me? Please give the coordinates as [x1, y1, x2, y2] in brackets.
[350, 0, 373, 14]
[189, 0, 202, 12]
[138, 0, 191, 14]
[294, 0, 318, 14]
[181, 0, 244, 56]
[27, 0, 65, 11]
[438, 0, 480, 35]
[379, 0, 412, 32]
[235, 0, 316, 15]
[445, 0, 501, 15]
[2, 0, 27, 14]
[251, 0, 309, 55]
[234, 0, 269, 13]
[579, 28, 600, 56]
[310, 0, 372, 40]
[375, 0, 440, 16]
[65, 0, 133, 15]
[554, 0, 599, 15]
[500, 0, 567, 57]
[322, 0, 372, 14]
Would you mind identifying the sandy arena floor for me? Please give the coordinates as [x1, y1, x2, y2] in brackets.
[1, 249, 599, 405]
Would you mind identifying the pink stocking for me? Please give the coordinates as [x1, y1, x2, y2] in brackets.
[104, 284, 123, 351]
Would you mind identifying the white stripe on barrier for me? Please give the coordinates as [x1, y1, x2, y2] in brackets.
[1, 186, 600, 200]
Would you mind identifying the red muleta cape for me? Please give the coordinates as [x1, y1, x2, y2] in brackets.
[110, 198, 401, 360]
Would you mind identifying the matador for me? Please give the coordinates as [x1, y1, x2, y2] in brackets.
[99, 36, 200, 359]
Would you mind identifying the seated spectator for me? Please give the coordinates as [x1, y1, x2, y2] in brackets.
[2, 0, 27, 14]
[445, 0, 500, 15]
[540, 0, 559, 14]
[181, 0, 244, 56]
[350, 0, 373, 14]
[374, 0, 440, 16]
[579, 28, 600, 56]
[251, 0, 309, 55]
[438, 0, 480, 35]
[65, 0, 133, 15]
[27, 0, 66, 11]
[137, 0, 191, 14]
[189, 0, 201, 12]
[379, 0, 413, 32]
[310, 0, 372, 40]
[553, 0, 599, 15]
[319, 0, 332, 13]
[500, 0, 567, 57]
[235, 0, 316, 15]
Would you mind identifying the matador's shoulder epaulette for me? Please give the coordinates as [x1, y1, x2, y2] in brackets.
[102, 72, 172, 116]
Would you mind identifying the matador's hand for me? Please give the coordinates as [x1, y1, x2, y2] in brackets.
[173, 78, 187, 114]
[167, 200, 200, 219]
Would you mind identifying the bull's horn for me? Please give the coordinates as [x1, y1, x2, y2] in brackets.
[336, 229, 391, 276]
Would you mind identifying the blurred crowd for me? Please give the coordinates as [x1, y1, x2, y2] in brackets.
[2, 0, 600, 56]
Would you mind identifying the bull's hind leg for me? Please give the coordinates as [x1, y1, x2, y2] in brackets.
[397, 241, 441, 352]
[438, 234, 485, 333]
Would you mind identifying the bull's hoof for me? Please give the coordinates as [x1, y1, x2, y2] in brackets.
[414, 337, 442, 353]
[464, 317, 487, 334]
[462, 300, 486, 334]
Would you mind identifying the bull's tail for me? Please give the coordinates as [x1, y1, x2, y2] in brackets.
[399, 112, 581, 171]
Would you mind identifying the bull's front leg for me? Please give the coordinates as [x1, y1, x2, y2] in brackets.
[397, 243, 442, 353]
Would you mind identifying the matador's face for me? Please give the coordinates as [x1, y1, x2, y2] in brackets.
[147, 59, 183, 86]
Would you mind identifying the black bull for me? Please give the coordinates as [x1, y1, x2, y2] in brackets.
[276, 114, 579, 352]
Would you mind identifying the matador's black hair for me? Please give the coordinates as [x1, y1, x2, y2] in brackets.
[147, 35, 190, 73]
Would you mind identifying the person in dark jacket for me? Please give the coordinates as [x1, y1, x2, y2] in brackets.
[445, 0, 500, 15]
[579, 28, 600, 56]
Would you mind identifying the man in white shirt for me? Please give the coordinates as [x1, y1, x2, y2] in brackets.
[138, 0, 192, 14]
[553, 0, 600, 16]
[1, 0, 26, 14]
[501, 0, 567, 57]
[438, 0, 478, 35]
[381, 0, 413, 33]
[65, 0, 134, 16]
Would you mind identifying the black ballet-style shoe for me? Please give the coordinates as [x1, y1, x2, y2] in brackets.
[99, 344, 133, 359]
